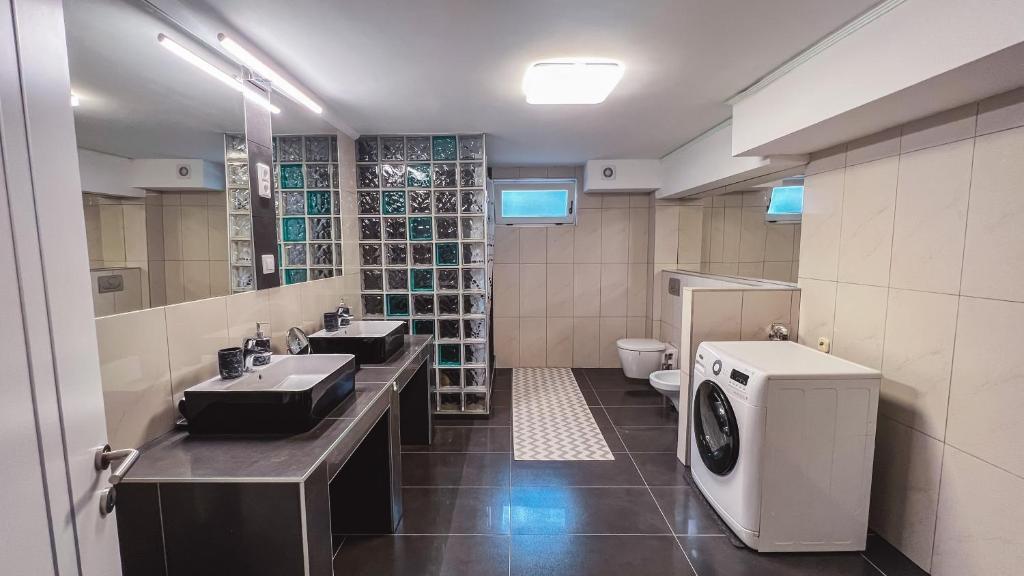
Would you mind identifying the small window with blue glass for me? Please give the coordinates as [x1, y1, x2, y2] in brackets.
[494, 179, 577, 225]
[766, 185, 803, 223]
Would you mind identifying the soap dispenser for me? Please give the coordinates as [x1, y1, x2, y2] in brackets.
[336, 299, 354, 327]
[242, 323, 272, 368]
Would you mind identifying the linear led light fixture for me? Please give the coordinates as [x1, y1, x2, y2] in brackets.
[218, 34, 323, 114]
[157, 33, 280, 114]
[523, 58, 624, 104]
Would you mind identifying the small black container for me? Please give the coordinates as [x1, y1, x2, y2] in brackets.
[323, 311, 340, 332]
[218, 347, 244, 379]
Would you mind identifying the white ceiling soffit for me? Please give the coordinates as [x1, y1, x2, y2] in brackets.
[174, 0, 879, 165]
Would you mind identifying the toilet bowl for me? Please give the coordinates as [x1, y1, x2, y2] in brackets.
[649, 370, 681, 409]
[616, 338, 669, 379]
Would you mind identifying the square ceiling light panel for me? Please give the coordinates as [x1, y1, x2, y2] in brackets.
[523, 59, 624, 105]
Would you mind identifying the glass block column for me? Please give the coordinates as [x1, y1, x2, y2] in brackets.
[224, 134, 256, 293]
[356, 134, 491, 414]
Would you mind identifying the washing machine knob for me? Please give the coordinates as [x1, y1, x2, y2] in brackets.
[712, 360, 722, 375]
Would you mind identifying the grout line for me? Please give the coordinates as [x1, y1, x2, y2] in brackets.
[860, 552, 890, 576]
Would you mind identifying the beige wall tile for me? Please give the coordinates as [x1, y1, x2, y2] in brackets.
[165, 296, 229, 402]
[805, 143, 847, 176]
[677, 206, 703, 264]
[740, 290, 793, 341]
[84, 204, 102, 262]
[225, 289, 270, 342]
[890, 140, 973, 294]
[145, 203, 164, 260]
[832, 283, 888, 369]
[598, 317, 627, 368]
[762, 261, 792, 282]
[708, 262, 739, 276]
[869, 416, 943, 572]
[96, 308, 175, 449]
[764, 224, 795, 262]
[961, 126, 1024, 302]
[207, 205, 227, 261]
[148, 263, 166, 308]
[572, 317, 600, 367]
[721, 207, 741, 263]
[742, 190, 768, 207]
[626, 263, 647, 318]
[546, 318, 573, 367]
[796, 277, 837, 348]
[519, 318, 548, 367]
[123, 204, 148, 262]
[800, 169, 845, 281]
[163, 261, 185, 305]
[209, 261, 230, 297]
[947, 296, 1024, 477]
[600, 208, 630, 263]
[627, 207, 649, 264]
[99, 205, 126, 262]
[599, 263, 628, 317]
[574, 208, 603, 263]
[519, 228, 547, 264]
[602, 193, 630, 208]
[837, 156, 899, 286]
[519, 264, 547, 317]
[299, 278, 339, 333]
[976, 86, 1024, 136]
[846, 126, 901, 167]
[900, 103, 977, 154]
[182, 261, 211, 302]
[880, 289, 958, 440]
[494, 226, 520, 264]
[492, 263, 520, 317]
[266, 284, 304, 353]
[573, 263, 601, 317]
[162, 206, 182, 260]
[738, 207, 767, 263]
[736, 262, 763, 278]
[708, 207, 725, 262]
[629, 193, 651, 207]
[690, 291, 742, 361]
[546, 226, 574, 263]
[626, 316, 647, 339]
[546, 263, 574, 318]
[653, 206, 679, 263]
[930, 445, 1024, 576]
[180, 206, 210, 261]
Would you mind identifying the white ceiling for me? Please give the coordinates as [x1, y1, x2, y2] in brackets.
[173, 0, 880, 165]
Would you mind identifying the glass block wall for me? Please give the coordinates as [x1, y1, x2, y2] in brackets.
[225, 134, 256, 293]
[356, 134, 492, 414]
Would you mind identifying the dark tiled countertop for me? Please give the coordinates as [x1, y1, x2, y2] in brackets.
[123, 336, 433, 484]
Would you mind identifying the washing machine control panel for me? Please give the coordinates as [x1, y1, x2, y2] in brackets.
[730, 369, 749, 386]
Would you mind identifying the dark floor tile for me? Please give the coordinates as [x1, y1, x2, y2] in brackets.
[492, 369, 512, 390]
[404, 427, 511, 453]
[677, 535, 882, 576]
[402, 453, 510, 487]
[511, 455, 644, 487]
[333, 535, 344, 558]
[511, 487, 669, 535]
[582, 369, 652, 390]
[596, 388, 665, 406]
[578, 385, 601, 406]
[589, 408, 627, 452]
[618, 426, 680, 452]
[862, 534, 929, 576]
[649, 487, 724, 535]
[490, 389, 510, 406]
[398, 487, 510, 534]
[435, 402, 510, 427]
[336, 535, 509, 576]
[605, 405, 680, 427]
[512, 535, 695, 576]
[632, 453, 690, 486]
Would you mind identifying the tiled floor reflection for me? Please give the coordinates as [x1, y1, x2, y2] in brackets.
[334, 368, 917, 576]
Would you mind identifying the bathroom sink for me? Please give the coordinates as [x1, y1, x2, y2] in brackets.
[178, 354, 356, 435]
[308, 320, 405, 366]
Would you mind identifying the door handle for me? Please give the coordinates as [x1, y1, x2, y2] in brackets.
[94, 444, 140, 517]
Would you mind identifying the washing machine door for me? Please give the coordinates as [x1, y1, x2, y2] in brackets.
[693, 379, 740, 476]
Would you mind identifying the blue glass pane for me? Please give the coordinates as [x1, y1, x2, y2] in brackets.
[501, 189, 569, 218]
[768, 186, 804, 215]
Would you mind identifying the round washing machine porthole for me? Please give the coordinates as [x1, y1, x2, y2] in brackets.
[693, 379, 740, 476]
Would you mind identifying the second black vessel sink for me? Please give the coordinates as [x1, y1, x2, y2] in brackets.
[308, 320, 405, 366]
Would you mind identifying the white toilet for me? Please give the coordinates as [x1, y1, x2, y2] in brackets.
[615, 338, 675, 379]
[649, 370, 681, 409]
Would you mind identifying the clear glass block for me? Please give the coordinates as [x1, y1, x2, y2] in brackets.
[312, 243, 333, 267]
[439, 392, 461, 410]
[230, 214, 252, 239]
[411, 268, 433, 291]
[359, 217, 382, 241]
[464, 343, 487, 365]
[460, 189, 484, 214]
[460, 162, 484, 188]
[436, 269, 460, 291]
[385, 243, 407, 267]
[438, 319, 460, 340]
[381, 163, 406, 189]
[438, 368, 461, 388]
[285, 269, 308, 285]
[462, 293, 486, 315]
[437, 294, 460, 316]
[332, 191, 341, 215]
[432, 163, 457, 188]
[281, 218, 305, 242]
[279, 136, 304, 162]
[360, 243, 382, 266]
[310, 218, 332, 240]
[437, 343, 461, 367]
[361, 268, 383, 291]
[281, 191, 304, 215]
[462, 268, 485, 291]
[434, 190, 458, 214]
[435, 216, 459, 240]
[307, 191, 331, 215]
[362, 294, 384, 316]
[228, 163, 249, 187]
[464, 367, 487, 388]
[435, 243, 459, 267]
[412, 294, 435, 316]
[305, 136, 331, 162]
[458, 134, 484, 161]
[408, 217, 433, 241]
[380, 136, 405, 161]
[230, 240, 252, 266]
[306, 164, 331, 189]
[232, 266, 254, 291]
[461, 216, 484, 240]
[406, 163, 431, 188]
[331, 163, 340, 189]
[358, 191, 381, 214]
[357, 165, 379, 189]
[462, 242, 485, 265]
[334, 243, 344, 268]
[462, 318, 486, 340]
[312, 269, 333, 280]
[384, 217, 407, 241]
[356, 136, 378, 163]
[408, 190, 432, 214]
[386, 294, 410, 316]
[280, 164, 304, 189]
[406, 136, 431, 161]
[464, 392, 486, 411]
[411, 243, 433, 266]
[285, 243, 307, 267]
[432, 135, 457, 161]
[382, 190, 406, 215]
[412, 319, 434, 336]
[386, 269, 409, 291]
[225, 134, 247, 160]
[230, 188, 251, 212]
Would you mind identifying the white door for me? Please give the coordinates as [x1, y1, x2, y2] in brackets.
[0, 0, 123, 573]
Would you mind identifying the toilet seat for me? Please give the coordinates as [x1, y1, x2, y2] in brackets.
[617, 338, 666, 352]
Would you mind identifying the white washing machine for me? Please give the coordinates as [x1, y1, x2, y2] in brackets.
[689, 341, 880, 552]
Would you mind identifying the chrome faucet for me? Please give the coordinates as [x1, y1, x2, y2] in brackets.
[242, 322, 272, 369]
[336, 299, 354, 327]
[768, 322, 790, 341]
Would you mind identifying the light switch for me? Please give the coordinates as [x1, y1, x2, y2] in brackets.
[261, 254, 275, 274]
[257, 163, 272, 199]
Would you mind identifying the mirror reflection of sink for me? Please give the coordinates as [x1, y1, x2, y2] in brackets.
[179, 354, 356, 435]
[308, 320, 405, 366]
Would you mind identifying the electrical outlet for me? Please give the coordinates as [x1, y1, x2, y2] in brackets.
[817, 337, 831, 353]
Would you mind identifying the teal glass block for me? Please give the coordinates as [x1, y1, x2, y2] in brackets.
[280, 164, 304, 189]
[409, 217, 433, 241]
[285, 269, 307, 285]
[407, 163, 431, 188]
[411, 319, 434, 335]
[432, 135, 457, 161]
[307, 191, 331, 215]
[435, 243, 459, 267]
[382, 191, 406, 215]
[411, 268, 434, 291]
[386, 294, 410, 317]
[283, 218, 306, 242]
[437, 343, 461, 366]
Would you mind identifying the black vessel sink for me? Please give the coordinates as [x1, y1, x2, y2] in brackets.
[308, 320, 405, 367]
